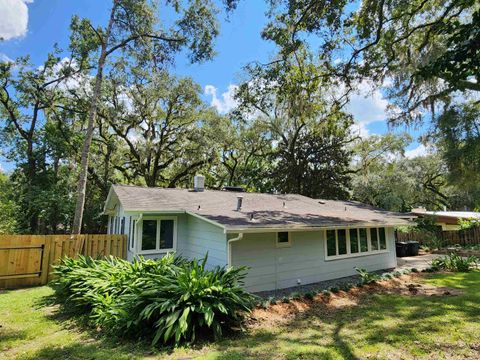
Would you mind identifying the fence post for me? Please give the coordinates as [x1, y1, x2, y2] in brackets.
[40, 237, 52, 285]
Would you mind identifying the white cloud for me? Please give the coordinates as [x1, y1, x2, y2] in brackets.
[43, 57, 93, 96]
[350, 122, 370, 138]
[0, 53, 14, 63]
[346, 80, 390, 137]
[204, 84, 239, 114]
[405, 144, 429, 159]
[0, 0, 32, 41]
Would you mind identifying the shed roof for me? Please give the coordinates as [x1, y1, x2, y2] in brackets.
[105, 185, 412, 231]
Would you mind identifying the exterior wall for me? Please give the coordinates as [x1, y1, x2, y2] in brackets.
[177, 215, 228, 268]
[122, 212, 227, 268]
[231, 228, 397, 293]
[439, 223, 461, 231]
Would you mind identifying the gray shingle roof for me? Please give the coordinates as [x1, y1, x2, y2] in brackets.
[107, 185, 412, 231]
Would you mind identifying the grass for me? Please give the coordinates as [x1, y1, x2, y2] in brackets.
[1, 272, 480, 359]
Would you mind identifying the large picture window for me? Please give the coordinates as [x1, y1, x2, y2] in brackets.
[139, 217, 177, 253]
[325, 227, 388, 259]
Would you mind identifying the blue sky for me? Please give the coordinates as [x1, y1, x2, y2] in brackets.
[0, 0, 427, 172]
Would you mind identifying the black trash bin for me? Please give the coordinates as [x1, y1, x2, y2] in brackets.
[407, 241, 420, 256]
[396, 242, 408, 257]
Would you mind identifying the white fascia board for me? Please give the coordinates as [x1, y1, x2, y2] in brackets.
[102, 186, 116, 215]
[224, 221, 414, 234]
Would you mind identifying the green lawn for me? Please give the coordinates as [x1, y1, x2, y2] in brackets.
[1, 272, 480, 359]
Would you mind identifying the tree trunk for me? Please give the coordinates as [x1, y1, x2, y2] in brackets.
[71, 2, 117, 234]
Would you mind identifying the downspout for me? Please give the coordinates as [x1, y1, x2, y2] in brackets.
[227, 233, 243, 267]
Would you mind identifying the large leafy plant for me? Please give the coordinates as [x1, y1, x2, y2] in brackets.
[431, 253, 478, 272]
[51, 254, 255, 346]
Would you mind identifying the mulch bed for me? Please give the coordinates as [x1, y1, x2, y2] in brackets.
[248, 273, 462, 328]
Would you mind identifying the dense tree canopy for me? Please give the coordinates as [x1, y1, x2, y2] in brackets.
[257, 0, 479, 124]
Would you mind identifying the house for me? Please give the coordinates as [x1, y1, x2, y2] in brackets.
[103, 177, 412, 292]
[411, 208, 480, 231]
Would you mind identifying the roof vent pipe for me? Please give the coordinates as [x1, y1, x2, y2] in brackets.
[236, 196, 243, 211]
[194, 175, 205, 192]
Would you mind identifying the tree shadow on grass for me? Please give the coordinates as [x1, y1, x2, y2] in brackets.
[0, 329, 28, 346]
[27, 272, 480, 359]
[207, 272, 480, 359]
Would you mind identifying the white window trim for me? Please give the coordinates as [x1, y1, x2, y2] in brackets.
[276, 231, 292, 248]
[325, 227, 389, 261]
[128, 216, 135, 252]
[137, 216, 177, 255]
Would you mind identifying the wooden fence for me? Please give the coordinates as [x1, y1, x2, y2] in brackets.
[0, 234, 127, 289]
[396, 227, 480, 247]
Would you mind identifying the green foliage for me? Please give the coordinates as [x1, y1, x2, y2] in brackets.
[355, 267, 380, 284]
[260, 0, 479, 124]
[431, 253, 478, 272]
[304, 291, 315, 300]
[435, 102, 480, 209]
[458, 218, 480, 230]
[0, 172, 17, 234]
[235, 50, 354, 200]
[51, 254, 255, 346]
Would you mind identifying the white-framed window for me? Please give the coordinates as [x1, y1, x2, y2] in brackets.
[138, 216, 177, 254]
[276, 231, 291, 247]
[120, 217, 125, 234]
[325, 227, 388, 260]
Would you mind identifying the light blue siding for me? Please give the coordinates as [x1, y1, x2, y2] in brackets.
[231, 228, 397, 292]
[124, 212, 227, 268]
[177, 215, 227, 268]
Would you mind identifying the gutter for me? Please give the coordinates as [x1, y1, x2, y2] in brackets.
[224, 221, 414, 234]
[227, 233, 243, 267]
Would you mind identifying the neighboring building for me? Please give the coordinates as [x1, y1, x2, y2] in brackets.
[411, 208, 480, 231]
[104, 177, 412, 293]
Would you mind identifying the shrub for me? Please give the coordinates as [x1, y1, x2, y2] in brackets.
[321, 289, 331, 297]
[51, 254, 256, 346]
[329, 286, 340, 293]
[304, 291, 315, 300]
[430, 253, 478, 272]
[355, 267, 380, 284]
[290, 291, 301, 300]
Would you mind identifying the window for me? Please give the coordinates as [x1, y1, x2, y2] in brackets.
[139, 217, 177, 253]
[359, 228, 368, 252]
[379, 227, 387, 250]
[141, 220, 157, 250]
[349, 229, 359, 253]
[370, 228, 379, 251]
[327, 230, 336, 256]
[276, 232, 291, 247]
[325, 227, 388, 259]
[120, 217, 125, 234]
[160, 220, 174, 249]
[338, 229, 347, 255]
